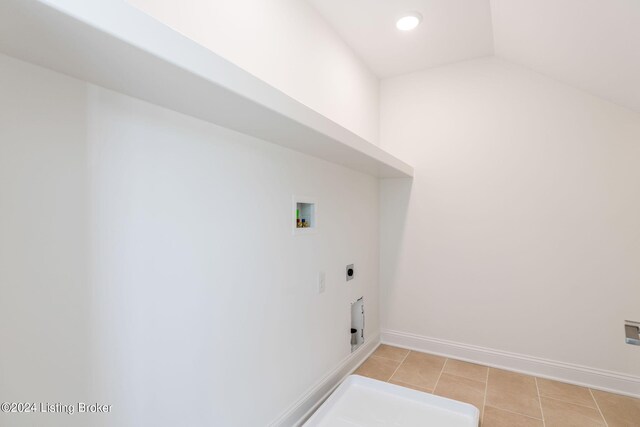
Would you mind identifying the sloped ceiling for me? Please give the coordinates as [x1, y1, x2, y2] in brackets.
[308, 0, 640, 112]
[491, 0, 640, 113]
[307, 0, 494, 78]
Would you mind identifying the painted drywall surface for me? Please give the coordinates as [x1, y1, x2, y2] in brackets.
[491, 0, 640, 113]
[126, 0, 380, 145]
[379, 58, 640, 377]
[0, 53, 379, 426]
[0, 51, 92, 421]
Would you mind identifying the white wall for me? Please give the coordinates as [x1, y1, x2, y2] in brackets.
[0, 53, 379, 426]
[127, 0, 380, 145]
[379, 58, 640, 379]
[491, 0, 640, 114]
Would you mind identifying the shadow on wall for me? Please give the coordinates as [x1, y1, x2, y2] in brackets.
[0, 53, 95, 427]
[379, 178, 413, 329]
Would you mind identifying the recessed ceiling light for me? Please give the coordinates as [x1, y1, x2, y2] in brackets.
[396, 12, 422, 31]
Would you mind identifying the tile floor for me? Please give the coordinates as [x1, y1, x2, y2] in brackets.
[354, 345, 640, 426]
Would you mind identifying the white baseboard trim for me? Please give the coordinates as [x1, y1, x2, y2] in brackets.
[382, 329, 640, 399]
[269, 335, 380, 427]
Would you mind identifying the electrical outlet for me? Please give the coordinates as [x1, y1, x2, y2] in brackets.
[346, 264, 354, 281]
[318, 272, 326, 294]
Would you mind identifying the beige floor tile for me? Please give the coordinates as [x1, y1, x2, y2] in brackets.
[536, 378, 596, 408]
[354, 356, 400, 382]
[434, 373, 485, 414]
[482, 406, 543, 427]
[355, 349, 640, 427]
[541, 397, 605, 426]
[388, 379, 433, 393]
[372, 344, 409, 362]
[485, 368, 542, 419]
[444, 359, 489, 383]
[389, 351, 446, 390]
[591, 389, 640, 427]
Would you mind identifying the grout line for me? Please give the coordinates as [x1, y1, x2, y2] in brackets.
[374, 354, 407, 363]
[432, 358, 448, 393]
[541, 395, 604, 411]
[488, 406, 544, 421]
[482, 367, 489, 424]
[535, 377, 546, 427]
[589, 388, 609, 427]
[369, 354, 397, 362]
[386, 350, 410, 382]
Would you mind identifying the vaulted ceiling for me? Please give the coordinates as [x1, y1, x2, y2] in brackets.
[307, 0, 494, 78]
[308, 0, 640, 113]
